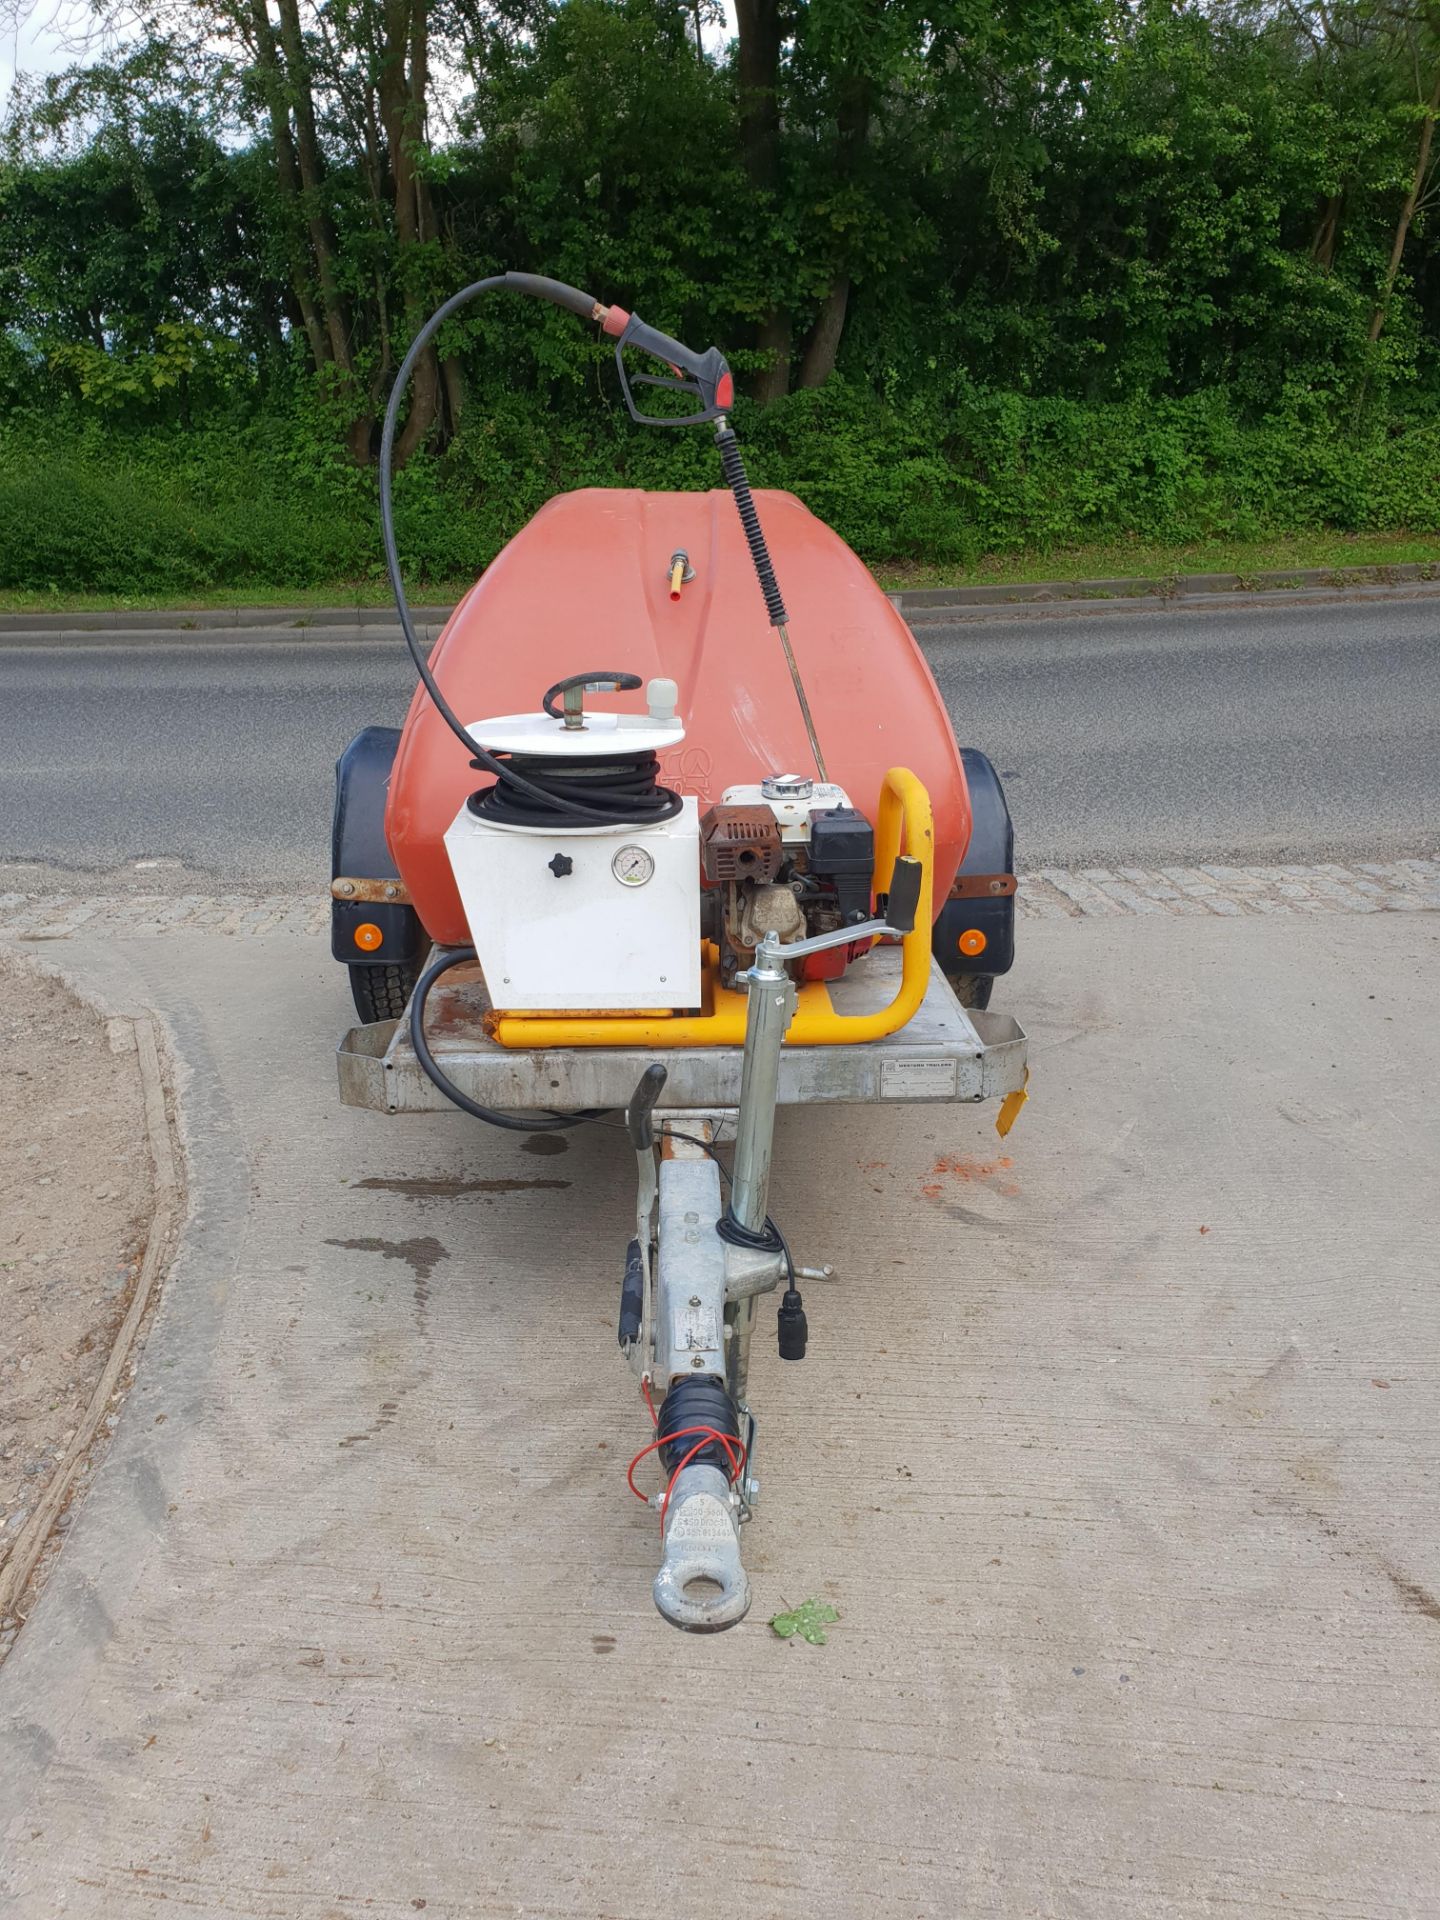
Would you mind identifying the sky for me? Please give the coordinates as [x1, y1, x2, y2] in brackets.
[0, 0, 120, 106]
[0, 1, 738, 111]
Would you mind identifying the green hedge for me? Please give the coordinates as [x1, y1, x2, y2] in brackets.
[4, 383, 1438, 593]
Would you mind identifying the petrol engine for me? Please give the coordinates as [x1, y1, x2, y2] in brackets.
[700, 773, 877, 987]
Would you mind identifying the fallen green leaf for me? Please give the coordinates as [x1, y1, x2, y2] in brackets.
[769, 1598, 840, 1645]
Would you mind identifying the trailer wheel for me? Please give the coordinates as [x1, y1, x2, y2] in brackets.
[348, 960, 422, 1024]
[951, 973, 994, 1011]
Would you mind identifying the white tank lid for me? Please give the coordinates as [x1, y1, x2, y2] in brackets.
[466, 705, 685, 757]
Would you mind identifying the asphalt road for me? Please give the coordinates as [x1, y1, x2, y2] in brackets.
[2, 594, 1436, 888]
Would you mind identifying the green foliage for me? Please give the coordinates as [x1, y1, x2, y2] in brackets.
[770, 1597, 840, 1644]
[4, 0, 1440, 594]
[47, 322, 244, 410]
[7, 378, 1438, 594]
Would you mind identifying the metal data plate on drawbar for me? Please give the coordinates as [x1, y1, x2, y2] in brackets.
[336, 947, 1027, 1115]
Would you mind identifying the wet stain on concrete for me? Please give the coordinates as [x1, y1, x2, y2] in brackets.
[354, 1175, 568, 1199]
[943, 1204, 1019, 1231]
[326, 1234, 449, 1279]
[338, 1398, 400, 1451]
[1379, 1561, 1440, 1624]
[328, 1231, 444, 1449]
[411, 1264, 431, 1337]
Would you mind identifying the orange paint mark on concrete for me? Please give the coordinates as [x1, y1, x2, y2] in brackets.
[920, 1152, 1019, 1200]
[930, 1154, 1013, 1180]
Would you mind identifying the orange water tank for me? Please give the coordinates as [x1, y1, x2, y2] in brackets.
[386, 487, 970, 945]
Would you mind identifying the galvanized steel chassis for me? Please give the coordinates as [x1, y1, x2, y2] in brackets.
[337, 941, 1026, 1630]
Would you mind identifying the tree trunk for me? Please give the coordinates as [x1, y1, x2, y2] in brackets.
[797, 79, 869, 389]
[247, 0, 329, 374]
[1368, 66, 1440, 344]
[735, 0, 781, 190]
[735, 0, 790, 404]
[797, 277, 850, 388]
[394, 344, 440, 469]
[274, 0, 353, 375]
[380, 0, 442, 465]
[1310, 191, 1344, 270]
[440, 356, 465, 434]
[752, 314, 793, 407]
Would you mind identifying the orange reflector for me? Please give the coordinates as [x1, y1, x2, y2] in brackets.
[996, 1070, 1030, 1138]
[958, 928, 987, 957]
[354, 922, 384, 952]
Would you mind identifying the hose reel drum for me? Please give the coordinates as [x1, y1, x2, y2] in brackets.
[443, 677, 702, 1013]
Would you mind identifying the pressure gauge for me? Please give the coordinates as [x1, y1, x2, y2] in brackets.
[612, 844, 655, 888]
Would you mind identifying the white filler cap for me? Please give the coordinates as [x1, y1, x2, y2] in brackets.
[646, 678, 679, 724]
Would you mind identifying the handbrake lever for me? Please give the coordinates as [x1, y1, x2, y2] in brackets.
[748, 856, 925, 969]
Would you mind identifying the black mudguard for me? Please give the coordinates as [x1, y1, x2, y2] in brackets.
[932, 747, 1015, 983]
[331, 727, 427, 966]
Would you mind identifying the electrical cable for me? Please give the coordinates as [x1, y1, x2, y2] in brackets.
[715, 1210, 794, 1284]
[628, 1375, 747, 1535]
[658, 1127, 793, 1282]
[664, 1128, 804, 1355]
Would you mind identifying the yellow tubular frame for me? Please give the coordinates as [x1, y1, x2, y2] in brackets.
[488, 768, 934, 1051]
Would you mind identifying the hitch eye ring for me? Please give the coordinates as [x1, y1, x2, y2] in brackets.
[354, 922, 384, 953]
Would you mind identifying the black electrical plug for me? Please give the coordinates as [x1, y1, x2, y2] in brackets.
[777, 1285, 808, 1361]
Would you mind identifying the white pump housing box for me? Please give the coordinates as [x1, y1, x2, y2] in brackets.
[443, 692, 701, 1013]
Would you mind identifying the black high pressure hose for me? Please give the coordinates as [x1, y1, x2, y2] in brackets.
[715, 427, 788, 628]
[408, 946, 591, 1132]
[383, 273, 803, 1131]
[381, 275, 667, 830]
[380, 272, 792, 820]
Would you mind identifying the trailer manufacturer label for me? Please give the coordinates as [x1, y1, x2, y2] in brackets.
[880, 1057, 959, 1099]
[673, 1303, 721, 1356]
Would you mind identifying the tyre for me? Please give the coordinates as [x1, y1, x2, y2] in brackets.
[950, 972, 994, 1011]
[348, 959, 422, 1023]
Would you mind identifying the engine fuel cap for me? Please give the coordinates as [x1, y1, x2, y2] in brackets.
[761, 773, 814, 801]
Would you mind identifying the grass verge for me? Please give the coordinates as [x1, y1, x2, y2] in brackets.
[875, 529, 1439, 592]
[0, 530, 1434, 615]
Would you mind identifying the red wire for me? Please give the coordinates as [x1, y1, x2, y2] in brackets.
[627, 1394, 746, 1535]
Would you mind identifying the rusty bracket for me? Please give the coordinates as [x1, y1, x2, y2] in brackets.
[948, 873, 1017, 900]
[331, 876, 412, 904]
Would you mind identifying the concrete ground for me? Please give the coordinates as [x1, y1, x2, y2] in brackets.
[3, 904, 1438, 1918]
